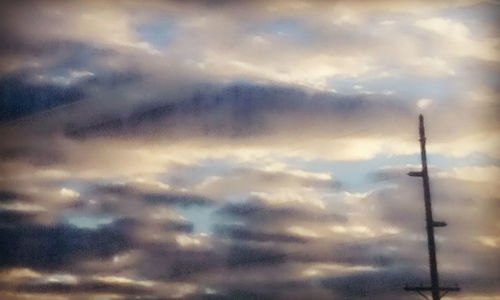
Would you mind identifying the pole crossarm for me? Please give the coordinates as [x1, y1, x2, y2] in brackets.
[404, 286, 461, 292]
[405, 286, 460, 300]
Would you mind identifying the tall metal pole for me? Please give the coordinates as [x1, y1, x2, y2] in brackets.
[405, 114, 459, 300]
[418, 114, 440, 300]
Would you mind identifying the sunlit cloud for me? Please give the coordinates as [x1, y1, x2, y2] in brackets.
[0, 0, 498, 299]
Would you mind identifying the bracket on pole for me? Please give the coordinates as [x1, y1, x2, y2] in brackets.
[408, 171, 424, 177]
[433, 221, 447, 227]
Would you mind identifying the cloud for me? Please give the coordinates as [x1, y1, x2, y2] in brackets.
[92, 182, 214, 207]
[0, 210, 37, 226]
[214, 224, 309, 244]
[415, 17, 499, 61]
[0, 1, 498, 299]
[0, 190, 21, 203]
[0, 73, 84, 122]
[226, 245, 286, 268]
[217, 199, 347, 224]
[0, 81, 487, 165]
[435, 166, 500, 183]
[14, 280, 149, 296]
[195, 167, 338, 200]
[321, 267, 427, 299]
[62, 84, 412, 139]
[0, 221, 133, 271]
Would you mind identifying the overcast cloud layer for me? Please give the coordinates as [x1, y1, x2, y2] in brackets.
[0, 1, 499, 299]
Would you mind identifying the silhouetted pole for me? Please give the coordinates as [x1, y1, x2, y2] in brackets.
[405, 114, 459, 300]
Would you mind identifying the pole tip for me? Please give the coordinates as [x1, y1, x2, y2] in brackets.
[419, 113, 423, 119]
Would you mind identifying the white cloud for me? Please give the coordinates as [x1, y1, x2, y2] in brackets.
[415, 17, 470, 38]
[287, 225, 321, 238]
[60, 187, 80, 199]
[415, 17, 500, 61]
[417, 98, 433, 109]
[0, 202, 46, 212]
[436, 166, 500, 183]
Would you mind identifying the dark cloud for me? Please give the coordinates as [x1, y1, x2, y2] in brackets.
[0, 190, 20, 203]
[321, 267, 428, 299]
[214, 224, 308, 244]
[164, 221, 194, 233]
[94, 183, 214, 207]
[83, 71, 141, 89]
[122, 297, 183, 300]
[133, 242, 221, 280]
[167, 249, 221, 279]
[226, 245, 287, 268]
[64, 83, 414, 140]
[203, 289, 273, 300]
[0, 143, 65, 166]
[217, 200, 346, 224]
[0, 37, 113, 69]
[0, 34, 142, 124]
[14, 280, 149, 296]
[144, 192, 212, 207]
[0, 210, 37, 226]
[0, 221, 133, 270]
[111, 217, 194, 234]
[0, 74, 84, 122]
[320, 265, 500, 300]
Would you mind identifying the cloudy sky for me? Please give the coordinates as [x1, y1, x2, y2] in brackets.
[0, 0, 499, 299]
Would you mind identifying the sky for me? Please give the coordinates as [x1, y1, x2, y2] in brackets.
[0, 0, 499, 299]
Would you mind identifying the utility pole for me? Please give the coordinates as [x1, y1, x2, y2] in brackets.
[404, 114, 460, 300]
